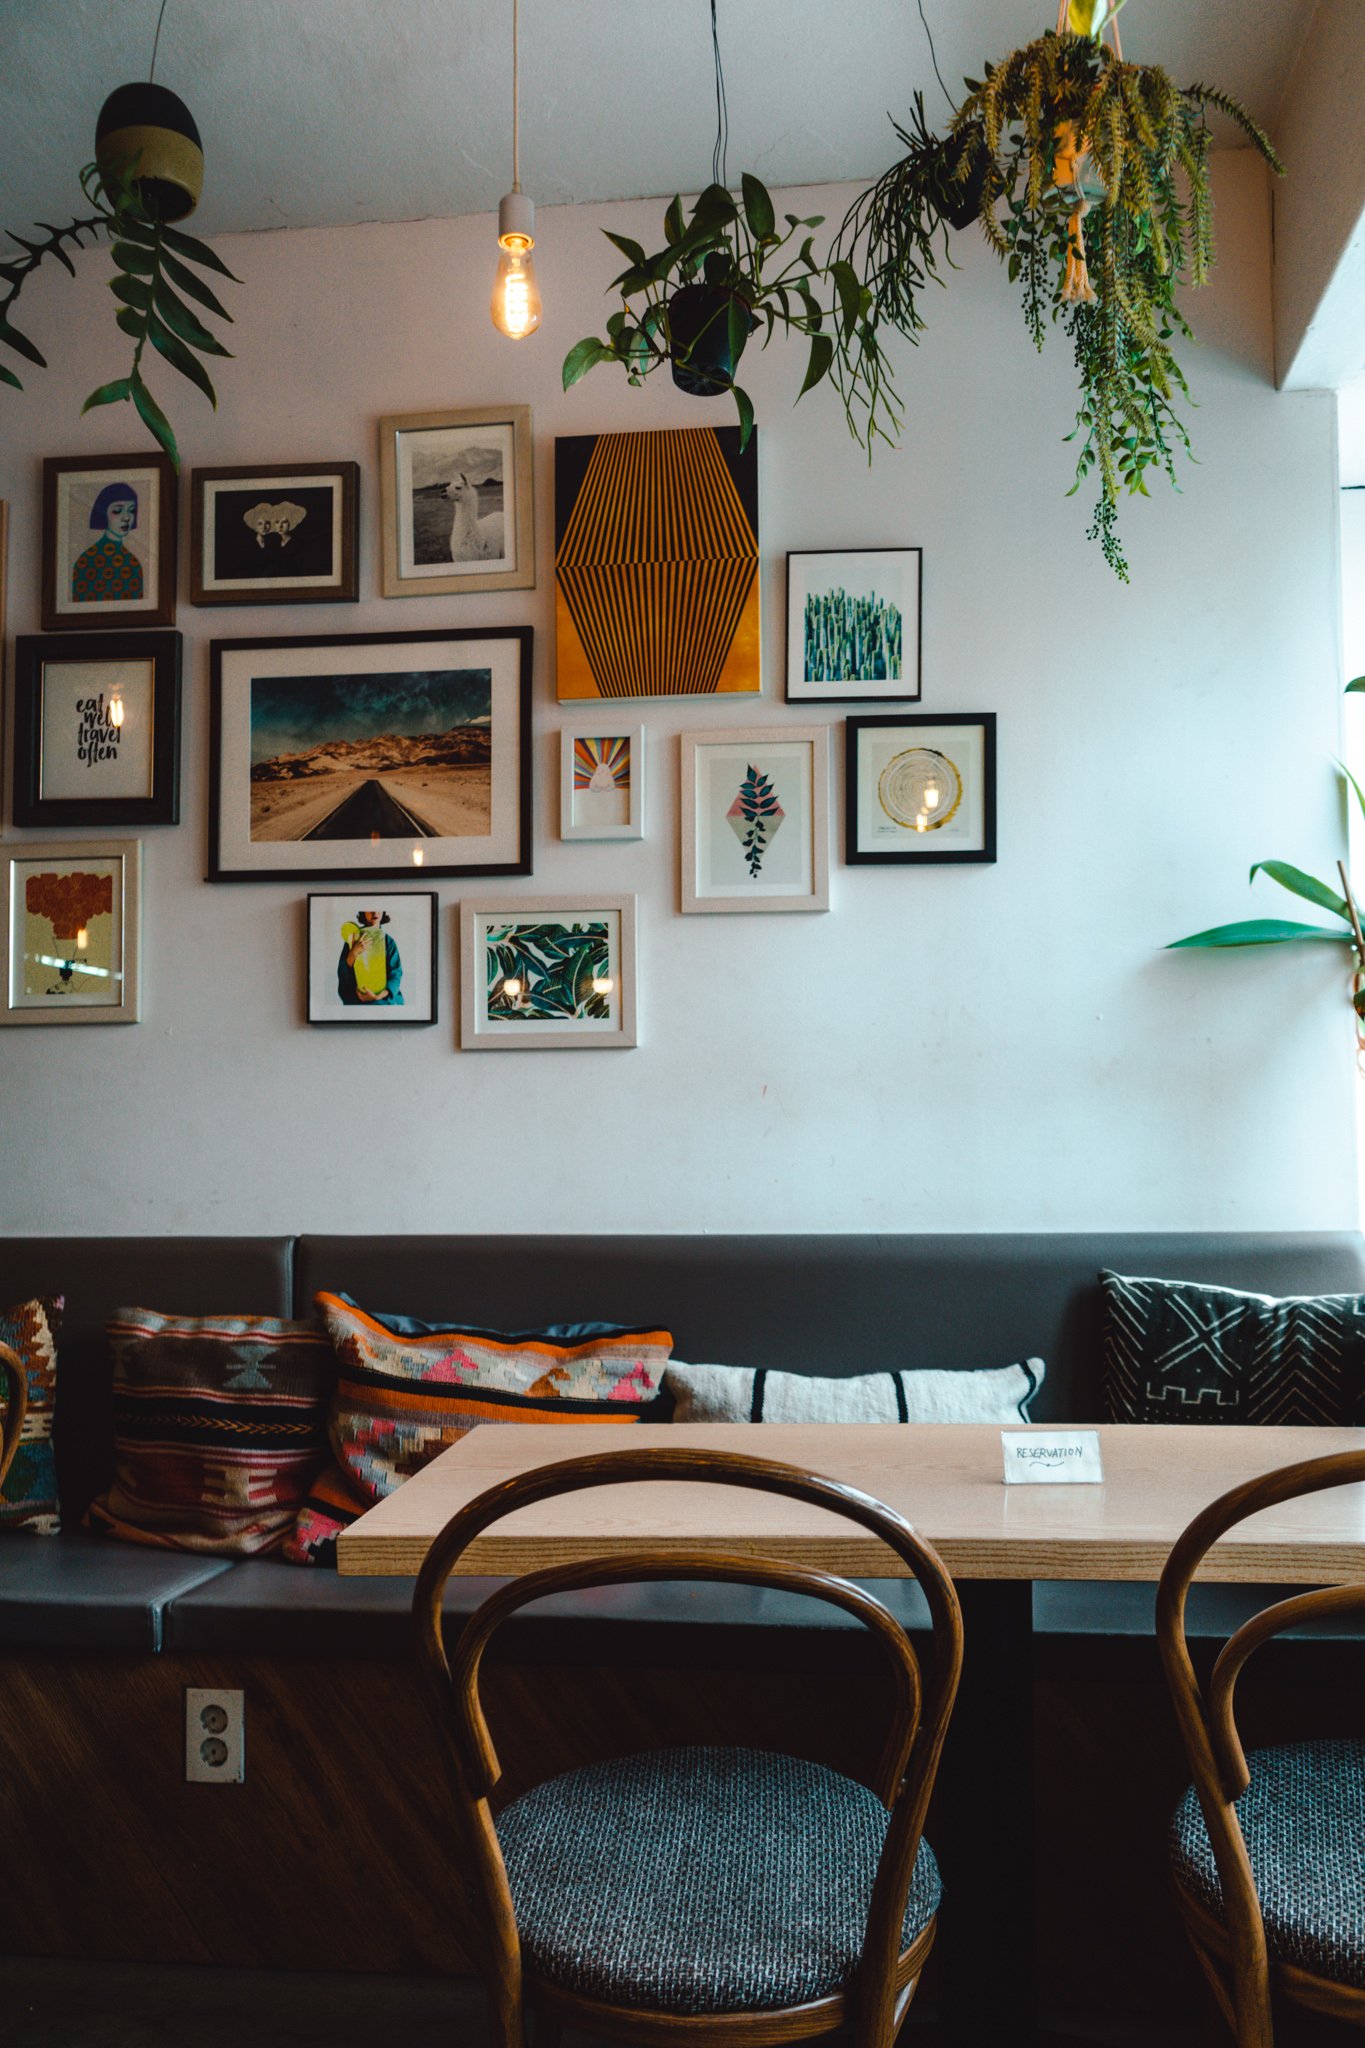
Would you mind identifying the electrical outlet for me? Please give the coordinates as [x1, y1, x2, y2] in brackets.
[185, 1687, 244, 1783]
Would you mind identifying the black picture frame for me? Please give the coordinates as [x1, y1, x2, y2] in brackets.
[845, 713, 996, 865]
[785, 547, 922, 704]
[208, 626, 534, 883]
[13, 631, 182, 827]
[190, 462, 361, 607]
[306, 890, 438, 1026]
[41, 452, 177, 632]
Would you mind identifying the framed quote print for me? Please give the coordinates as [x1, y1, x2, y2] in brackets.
[13, 632, 181, 826]
[461, 895, 637, 1050]
[379, 404, 533, 597]
[41, 453, 176, 631]
[846, 713, 996, 864]
[1, 839, 141, 1024]
[306, 891, 437, 1025]
[681, 726, 830, 914]
[191, 462, 360, 606]
[209, 627, 533, 883]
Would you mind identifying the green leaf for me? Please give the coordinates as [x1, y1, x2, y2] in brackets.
[110, 239, 155, 276]
[0, 315, 47, 368]
[561, 336, 612, 390]
[733, 383, 755, 449]
[110, 273, 151, 311]
[828, 258, 864, 340]
[663, 196, 685, 247]
[148, 312, 219, 404]
[1248, 860, 1349, 921]
[159, 246, 233, 323]
[603, 231, 648, 270]
[725, 294, 750, 371]
[115, 305, 146, 340]
[80, 376, 133, 414]
[741, 172, 775, 240]
[1347, 676, 1365, 693]
[153, 278, 232, 357]
[1167, 919, 1353, 949]
[130, 373, 178, 468]
[1339, 759, 1365, 834]
[799, 332, 834, 395]
[158, 221, 240, 281]
[0, 362, 22, 390]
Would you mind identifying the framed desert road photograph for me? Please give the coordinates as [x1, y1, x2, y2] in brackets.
[208, 628, 532, 882]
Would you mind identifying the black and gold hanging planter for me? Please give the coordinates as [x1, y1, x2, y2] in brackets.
[95, 81, 205, 223]
[0, 74, 235, 468]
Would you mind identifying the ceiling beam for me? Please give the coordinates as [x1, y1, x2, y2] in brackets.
[1274, 0, 1365, 391]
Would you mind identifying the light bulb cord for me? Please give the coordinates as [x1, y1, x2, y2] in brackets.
[710, 0, 728, 191]
[149, 0, 170, 81]
[511, 0, 521, 193]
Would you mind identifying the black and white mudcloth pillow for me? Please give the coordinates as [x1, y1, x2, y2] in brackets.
[663, 1359, 1043, 1426]
[1102, 1271, 1365, 1426]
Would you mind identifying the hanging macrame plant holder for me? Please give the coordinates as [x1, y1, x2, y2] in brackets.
[1052, 0, 1120, 304]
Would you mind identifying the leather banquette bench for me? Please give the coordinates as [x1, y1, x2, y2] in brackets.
[1, 1230, 1362, 2002]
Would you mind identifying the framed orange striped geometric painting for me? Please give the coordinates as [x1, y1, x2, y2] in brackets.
[555, 426, 760, 700]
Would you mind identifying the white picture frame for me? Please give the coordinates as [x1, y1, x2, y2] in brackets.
[785, 548, 921, 703]
[681, 726, 830, 914]
[306, 891, 438, 1025]
[560, 724, 645, 841]
[461, 895, 638, 1050]
[1, 839, 141, 1024]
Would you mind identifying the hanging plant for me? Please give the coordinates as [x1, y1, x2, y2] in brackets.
[0, 81, 237, 468]
[835, 1, 1283, 576]
[562, 175, 865, 448]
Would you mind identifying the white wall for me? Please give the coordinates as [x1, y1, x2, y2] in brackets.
[0, 154, 1355, 1237]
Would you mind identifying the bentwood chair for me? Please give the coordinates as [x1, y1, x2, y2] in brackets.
[1156, 1450, 1365, 2046]
[414, 1446, 963, 2048]
[0, 1339, 28, 1493]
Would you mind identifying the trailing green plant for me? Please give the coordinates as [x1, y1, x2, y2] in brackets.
[561, 175, 866, 448]
[950, 16, 1283, 578]
[0, 157, 237, 468]
[1169, 679, 1365, 1027]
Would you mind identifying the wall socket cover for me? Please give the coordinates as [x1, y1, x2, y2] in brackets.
[185, 1686, 245, 1783]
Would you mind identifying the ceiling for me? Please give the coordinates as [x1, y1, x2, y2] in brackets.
[5, 0, 1312, 241]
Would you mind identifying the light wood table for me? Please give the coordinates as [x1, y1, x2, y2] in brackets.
[337, 1421, 1365, 1582]
[339, 1422, 1365, 2048]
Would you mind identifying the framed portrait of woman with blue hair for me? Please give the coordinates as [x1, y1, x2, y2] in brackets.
[41, 453, 177, 632]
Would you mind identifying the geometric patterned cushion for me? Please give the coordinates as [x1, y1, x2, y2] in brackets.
[1102, 1272, 1364, 1425]
[1169, 1739, 1365, 1987]
[84, 1307, 333, 1555]
[497, 1746, 941, 2014]
[0, 1295, 62, 1534]
[284, 1293, 671, 1564]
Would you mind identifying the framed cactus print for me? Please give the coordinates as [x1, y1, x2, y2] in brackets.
[460, 895, 637, 1050]
[785, 547, 921, 703]
[680, 727, 830, 914]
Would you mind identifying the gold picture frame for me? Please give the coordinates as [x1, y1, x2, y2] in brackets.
[378, 404, 534, 597]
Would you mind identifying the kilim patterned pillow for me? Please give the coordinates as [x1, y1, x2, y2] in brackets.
[85, 1308, 333, 1555]
[0, 1295, 63, 1534]
[1102, 1272, 1365, 1426]
[284, 1293, 671, 1565]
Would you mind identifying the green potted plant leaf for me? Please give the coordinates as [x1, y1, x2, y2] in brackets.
[561, 174, 857, 448]
[1, 82, 237, 468]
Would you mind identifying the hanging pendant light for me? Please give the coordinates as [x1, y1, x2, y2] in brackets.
[490, 0, 542, 340]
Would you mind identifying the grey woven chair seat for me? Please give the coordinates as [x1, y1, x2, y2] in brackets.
[496, 1744, 941, 2015]
[1170, 1737, 1365, 1988]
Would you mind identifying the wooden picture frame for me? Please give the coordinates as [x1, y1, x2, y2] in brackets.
[846, 713, 997, 864]
[379, 404, 534, 597]
[1, 838, 142, 1024]
[190, 462, 360, 606]
[560, 724, 645, 841]
[0, 500, 8, 839]
[41, 453, 176, 631]
[785, 547, 921, 703]
[681, 726, 830, 914]
[306, 890, 438, 1026]
[13, 632, 181, 827]
[461, 894, 638, 1050]
[208, 626, 533, 883]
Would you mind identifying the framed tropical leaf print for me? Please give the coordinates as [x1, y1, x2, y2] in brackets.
[460, 895, 637, 1050]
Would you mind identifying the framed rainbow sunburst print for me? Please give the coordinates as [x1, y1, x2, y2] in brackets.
[560, 725, 645, 841]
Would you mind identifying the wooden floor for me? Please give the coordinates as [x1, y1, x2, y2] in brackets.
[0, 1958, 1206, 2048]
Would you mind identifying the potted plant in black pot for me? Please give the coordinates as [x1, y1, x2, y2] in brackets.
[562, 174, 865, 447]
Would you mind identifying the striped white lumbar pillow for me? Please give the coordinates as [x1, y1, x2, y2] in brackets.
[663, 1358, 1044, 1425]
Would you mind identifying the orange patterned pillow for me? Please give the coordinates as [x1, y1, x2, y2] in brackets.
[285, 1293, 671, 1564]
[0, 1295, 62, 1534]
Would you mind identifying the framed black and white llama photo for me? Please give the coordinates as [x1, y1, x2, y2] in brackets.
[379, 405, 534, 597]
